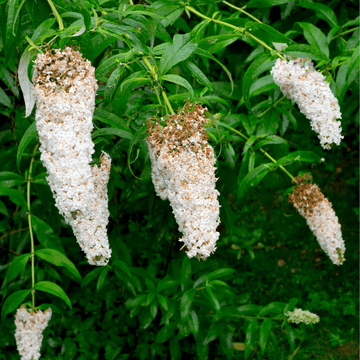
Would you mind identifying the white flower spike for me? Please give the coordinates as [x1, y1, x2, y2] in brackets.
[289, 175, 345, 265]
[147, 101, 220, 260]
[286, 308, 320, 325]
[34, 47, 111, 265]
[271, 57, 343, 150]
[14, 307, 52, 360]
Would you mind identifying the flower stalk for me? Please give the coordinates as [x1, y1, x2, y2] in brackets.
[27, 143, 39, 309]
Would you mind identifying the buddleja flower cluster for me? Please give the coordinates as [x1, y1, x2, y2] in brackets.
[14, 307, 52, 360]
[286, 308, 320, 325]
[271, 57, 343, 150]
[34, 47, 111, 265]
[147, 101, 220, 260]
[289, 175, 345, 265]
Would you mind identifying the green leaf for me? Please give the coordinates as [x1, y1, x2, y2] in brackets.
[34, 281, 72, 310]
[161, 74, 194, 98]
[207, 268, 235, 281]
[119, 76, 152, 92]
[285, 322, 296, 353]
[284, 44, 328, 61]
[247, 0, 294, 7]
[81, 267, 103, 289]
[35, 249, 81, 282]
[180, 255, 192, 291]
[95, 50, 137, 78]
[276, 151, 321, 165]
[0, 199, 10, 217]
[183, 61, 214, 92]
[205, 286, 220, 311]
[159, 34, 197, 76]
[156, 293, 168, 311]
[276, 107, 297, 129]
[298, 2, 338, 27]
[0, 187, 27, 209]
[243, 53, 274, 114]
[6, 253, 30, 283]
[238, 164, 276, 203]
[259, 302, 286, 316]
[96, 267, 109, 292]
[157, 279, 180, 293]
[0, 172, 24, 182]
[93, 109, 131, 133]
[31, 215, 65, 253]
[195, 48, 234, 96]
[245, 22, 294, 46]
[189, 310, 199, 338]
[245, 320, 258, 359]
[243, 135, 259, 155]
[298, 23, 329, 59]
[180, 288, 196, 318]
[0, 87, 12, 108]
[103, 66, 125, 104]
[155, 323, 177, 343]
[237, 304, 263, 315]
[252, 136, 289, 152]
[19, 46, 38, 117]
[1, 289, 31, 319]
[199, 34, 239, 54]
[260, 318, 272, 356]
[92, 128, 133, 141]
[346, 45, 360, 84]
[17, 122, 37, 171]
[112, 260, 131, 277]
[5, 0, 18, 52]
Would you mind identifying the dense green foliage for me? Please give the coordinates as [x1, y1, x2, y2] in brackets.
[0, 0, 359, 359]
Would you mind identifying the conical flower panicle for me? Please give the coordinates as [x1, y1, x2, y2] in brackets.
[286, 308, 320, 325]
[147, 101, 220, 260]
[34, 47, 112, 265]
[70, 152, 112, 265]
[14, 307, 52, 360]
[34, 47, 97, 222]
[289, 175, 345, 265]
[271, 57, 343, 150]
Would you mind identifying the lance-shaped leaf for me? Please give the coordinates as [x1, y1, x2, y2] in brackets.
[298, 2, 338, 27]
[17, 122, 38, 172]
[34, 281, 72, 310]
[160, 33, 197, 75]
[19, 46, 37, 117]
[183, 61, 214, 92]
[5, 253, 30, 284]
[35, 249, 81, 282]
[276, 151, 321, 165]
[1, 289, 31, 319]
[242, 53, 275, 115]
[160, 74, 194, 98]
[238, 163, 277, 203]
[297, 22, 329, 59]
[260, 318, 272, 355]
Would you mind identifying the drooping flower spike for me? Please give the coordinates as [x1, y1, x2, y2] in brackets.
[14, 307, 52, 360]
[271, 57, 343, 150]
[147, 101, 220, 260]
[289, 175, 345, 265]
[34, 47, 111, 265]
[286, 308, 320, 325]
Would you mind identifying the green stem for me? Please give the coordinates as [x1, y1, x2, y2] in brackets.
[47, 0, 64, 31]
[142, 56, 175, 114]
[186, 6, 286, 61]
[25, 36, 43, 54]
[186, 6, 241, 32]
[333, 26, 359, 39]
[222, 1, 261, 23]
[28, 143, 39, 309]
[218, 124, 294, 180]
[259, 96, 285, 117]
